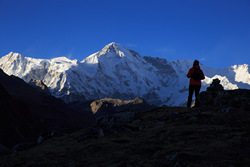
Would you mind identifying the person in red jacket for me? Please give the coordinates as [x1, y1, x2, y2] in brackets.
[186, 60, 205, 108]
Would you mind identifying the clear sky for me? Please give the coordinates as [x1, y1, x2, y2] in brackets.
[0, 0, 249, 69]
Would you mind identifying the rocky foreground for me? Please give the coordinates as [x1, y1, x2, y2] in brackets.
[0, 88, 250, 167]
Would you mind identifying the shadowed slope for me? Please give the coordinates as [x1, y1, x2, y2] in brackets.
[0, 69, 90, 149]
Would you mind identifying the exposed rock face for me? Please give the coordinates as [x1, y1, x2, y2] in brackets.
[28, 79, 51, 95]
[90, 97, 153, 117]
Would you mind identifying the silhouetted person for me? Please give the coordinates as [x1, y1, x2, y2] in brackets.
[187, 60, 205, 108]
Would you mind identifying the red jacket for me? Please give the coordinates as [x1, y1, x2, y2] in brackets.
[187, 66, 205, 85]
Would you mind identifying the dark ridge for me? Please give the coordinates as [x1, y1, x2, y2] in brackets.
[0, 69, 90, 150]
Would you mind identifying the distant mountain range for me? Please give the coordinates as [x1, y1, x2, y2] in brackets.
[0, 42, 249, 106]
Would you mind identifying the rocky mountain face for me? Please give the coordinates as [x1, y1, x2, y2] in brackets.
[0, 69, 89, 151]
[0, 43, 249, 106]
[28, 79, 51, 95]
[0, 87, 249, 166]
[90, 97, 153, 116]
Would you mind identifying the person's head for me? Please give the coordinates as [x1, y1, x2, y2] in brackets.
[193, 60, 199, 67]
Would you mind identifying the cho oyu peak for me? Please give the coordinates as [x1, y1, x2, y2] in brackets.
[97, 42, 129, 57]
[82, 42, 141, 64]
[0, 43, 249, 106]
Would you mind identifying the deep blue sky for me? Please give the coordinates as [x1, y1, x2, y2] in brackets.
[0, 0, 249, 69]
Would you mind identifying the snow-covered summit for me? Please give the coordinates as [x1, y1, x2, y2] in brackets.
[82, 42, 138, 64]
[97, 42, 127, 57]
[0, 43, 249, 106]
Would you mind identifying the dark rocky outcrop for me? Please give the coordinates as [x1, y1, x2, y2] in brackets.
[199, 79, 250, 110]
[199, 89, 250, 110]
[69, 97, 154, 126]
[76, 98, 154, 141]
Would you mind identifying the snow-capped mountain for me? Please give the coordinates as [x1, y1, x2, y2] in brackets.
[0, 42, 249, 106]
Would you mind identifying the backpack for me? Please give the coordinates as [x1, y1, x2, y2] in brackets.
[192, 67, 203, 81]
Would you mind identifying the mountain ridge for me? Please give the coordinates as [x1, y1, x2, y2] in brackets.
[0, 68, 89, 150]
[0, 42, 249, 106]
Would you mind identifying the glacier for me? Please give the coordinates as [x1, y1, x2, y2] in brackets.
[0, 42, 249, 106]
